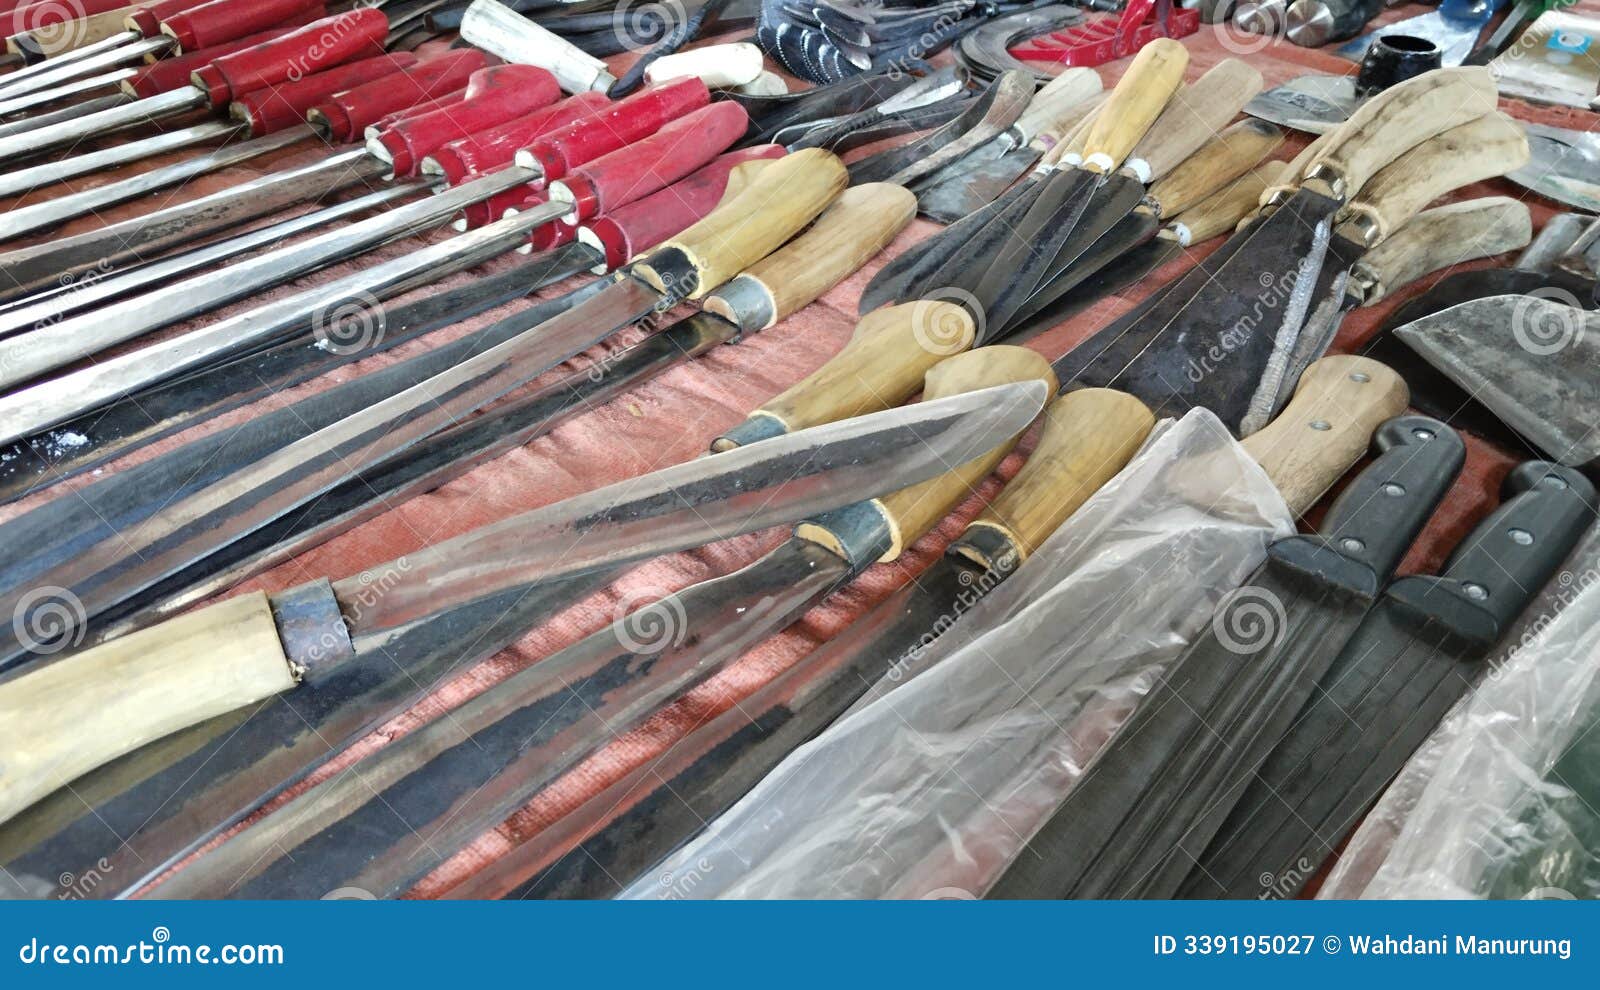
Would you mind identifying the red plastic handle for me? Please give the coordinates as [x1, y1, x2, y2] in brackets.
[520, 78, 710, 182]
[424, 90, 608, 186]
[581, 146, 785, 270]
[368, 87, 464, 137]
[6, 0, 127, 35]
[551, 100, 747, 226]
[163, 0, 325, 51]
[531, 213, 577, 252]
[369, 64, 561, 177]
[230, 53, 415, 136]
[458, 183, 544, 232]
[124, 0, 222, 38]
[189, 8, 388, 108]
[308, 50, 486, 143]
[120, 14, 317, 98]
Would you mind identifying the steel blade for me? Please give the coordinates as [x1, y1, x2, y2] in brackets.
[0, 85, 200, 162]
[151, 538, 853, 900]
[1008, 237, 1182, 343]
[1394, 295, 1600, 467]
[1243, 74, 1357, 134]
[1001, 203, 1162, 336]
[340, 380, 1046, 637]
[0, 34, 164, 102]
[0, 120, 234, 203]
[0, 30, 138, 95]
[0, 68, 134, 119]
[1509, 123, 1600, 214]
[0, 269, 658, 673]
[0, 93, 128, 139]
[914, 144, 1041, 223]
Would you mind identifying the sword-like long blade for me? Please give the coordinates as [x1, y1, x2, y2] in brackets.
[337, 381, 1046, 638]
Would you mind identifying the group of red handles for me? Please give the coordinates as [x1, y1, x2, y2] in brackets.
[2, 0, 786, 270]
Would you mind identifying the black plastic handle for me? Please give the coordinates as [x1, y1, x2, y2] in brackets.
[1320, 414, 1466, 582]
[1439, 461, 1597, 628]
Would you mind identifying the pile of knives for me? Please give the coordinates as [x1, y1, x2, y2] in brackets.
[0, 0, 1588, 905]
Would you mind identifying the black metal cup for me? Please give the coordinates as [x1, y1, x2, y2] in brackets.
[1355, 34, 1444, 96]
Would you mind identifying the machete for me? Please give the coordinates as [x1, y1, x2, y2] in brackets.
[141, 348, 1052, 900]
[0, 177, 910, 669]
[843, 68, 1034, 187]
[0, 149, 849, 671]
[987, 409, 1468, 899]
[1052, 67, 1503, 434]
[1181, 460, 1596, 898]
[505, 353, 1405, 899]
[0, 377, 1042, 829]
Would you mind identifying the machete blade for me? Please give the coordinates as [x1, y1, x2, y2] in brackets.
[914, 142, 1042, 223]
[1393, 295, 1600, 470]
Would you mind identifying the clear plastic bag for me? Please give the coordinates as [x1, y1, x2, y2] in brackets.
[620, 408, 1293, 899]
[1320, 528, 1600, 900]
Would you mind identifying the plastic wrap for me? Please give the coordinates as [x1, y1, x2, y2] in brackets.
[620, 408, 1293, 899]
[1321, 527, 1600, 900]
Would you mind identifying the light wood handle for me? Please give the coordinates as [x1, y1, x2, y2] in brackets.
[1241, 355, 1409, 516]
[1259, 130, 1335, 209]
[1172, 160, 1288, 244]
[873, 347, 1059, 558]
[1147, 118, 1284, 219]
[1079, 38, 1189, 175]
[1305, 67, 1498, 199]
[1015, 68, 1103, 146]
[1125, 58, 1264, 184]
[644, 43, 766, 89]
[955, 388, 1154, 565]
[638, 147, 848, 299]
[1041, 93, 1108, 168]
[1337, 111, 1529, 246]
[8, 6, 139, 57]
[0, 593, 296, 827]
[704, 182, 915, 330]
[1355, 197, 1532, 304]
[714, 301, 978, 450]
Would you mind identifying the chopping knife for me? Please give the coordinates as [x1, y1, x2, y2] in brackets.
[0, 149, 850, 673]
[141, 348, 1054, 900]
[1181, 460, 1596, 899]
[845, 69, 1035, 188]
[1393, 294, 1600, 474]
[988, 406, 1468, 899]
[492, 350, 1408, 900]
[1054, 67, 1505, 434]
[0, 381, 1042, 831]
[912, 66, 1104, 222]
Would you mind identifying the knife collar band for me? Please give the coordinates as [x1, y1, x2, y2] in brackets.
[1300, 162, 1344, 199]
[948, 522, 1024, 574]
[1123, 157, 1153, 184]
[1170, 221, 1193, 247]
[1337, 211, 1382, 248]
[795, 500, 897, 571]
[268, 578, 353, 673]
[712, 411, 789, 452]
[629, 246, 698, 307]
[1084, 152, 1115, 173]
[701, 275, 776, 337]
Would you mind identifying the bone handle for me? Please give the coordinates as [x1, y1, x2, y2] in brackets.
[1147, 118, 1284, 219]
[1354, 197, 1532, 304]
[1014, 67, 1103, 147]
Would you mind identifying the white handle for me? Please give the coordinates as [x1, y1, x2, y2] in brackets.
[460, 0, 616, 94]
[645, 43, 765, 89]
[738, 71, 788, 97]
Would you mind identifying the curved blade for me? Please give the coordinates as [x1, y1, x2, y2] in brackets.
[339, 380, 1051, 636]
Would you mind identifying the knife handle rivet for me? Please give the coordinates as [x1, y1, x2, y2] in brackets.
[1508, 528, 1535, 546]
[1463, 582, 1490, 600]
[1310, 420, 1331, 431]
[1412, 428, 1436, 441]
[1340, 537, 1366, 554]
[1382, 482, 1406, 497]
[1349, 372, 1370, 384]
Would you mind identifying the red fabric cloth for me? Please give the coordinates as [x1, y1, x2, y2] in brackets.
[6, 9, 1592, 897]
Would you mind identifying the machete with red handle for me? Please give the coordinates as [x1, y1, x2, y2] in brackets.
[0, 7, 391, 161]
[0, 0, 323, 100]
[0, 78, 714, 399]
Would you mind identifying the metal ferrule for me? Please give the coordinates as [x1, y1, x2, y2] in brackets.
[794, 500, 896, 571]
[713, 411, 788, 451]
[701, 275, 775, 336]
[628, 247, 697, 309]
[268, 578, 354, 673]
[1300, 161, 1346, 198]
[946, 524, 1024, 576]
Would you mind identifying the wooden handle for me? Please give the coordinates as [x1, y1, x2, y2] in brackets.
[0, 593, 296, 827]
[636, 147, 848, 299]
[1355, 197, 1532, 304]
[1336, 111, 1529, 246]
[1172, 160, 1288, 244]
[1124, 58, 1264, 184]
[1015, 67, 1103, 146]
[1259, 129, 1335, 209]
[1305, 66, 1498, 199]
[1146, 118, 1284, 219]
[9, 5, 139, 56]
[954, 388, 1154, 566]
[702, 182, 915, 331]
[1240, 355, 1409, 516]
[1079, 38, 1188, 175]
[644, 42, 765, 89]
[1040, 93, 1108, 169]
[713, 300, 977, 450]
[861, 347, 1059, 560]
